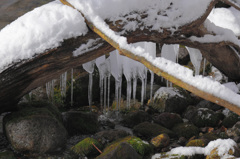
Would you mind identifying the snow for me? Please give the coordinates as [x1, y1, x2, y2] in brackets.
[186, 47, 202, 76]
[208, 7, 240, 36]
[154, 87, 184, 99]
[223, 82, 239, 93]
[152, 139, 237, 158]
[0, 0, 88, 73]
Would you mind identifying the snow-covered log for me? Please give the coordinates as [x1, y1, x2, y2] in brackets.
[0, 0, 240, 113]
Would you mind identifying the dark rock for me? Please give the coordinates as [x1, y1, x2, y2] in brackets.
[183, 107, 221, 127]
[0, 150, 16, 159]
[153, 112, 183, 129]
[133, 122, 175, 139]
[98, 116, 115, 130]
[62, 111, 99, 135]
[71, 137, 102, 158]
[172, 123, 199, 139]
[96, 142, 142, 159]
[151, 133, 170, 148]
[151, 87, 192, 114]
[227, 121, 240, 137]
[196, 100, 222, 111]
[121, 110, 151, 128]
[95, 129, 129, 145]
[3, 106, 67, 154]
[222, 110, 240, 128]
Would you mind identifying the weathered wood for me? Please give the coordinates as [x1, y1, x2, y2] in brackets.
[0, 0, 240, 113]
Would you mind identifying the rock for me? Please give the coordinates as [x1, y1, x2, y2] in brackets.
[227, 121, 240, 137]
[62, 111, 99, 135]
[96, 136, 152, 158]
[186, 139, 206, 147]
[152, 152, 186, 159]
[133, 122, 175, 139]
[206, 148, 234, 159]
[71, 137, 103, 158]
[98, 115, 115, 130]
[96, 142, 142, 159]
[196, 100, 222, 111]
[3, 106, 67, 154]
[120, 110, 151, 128]
[153, 112, 183, 129]
[0, 150, 16, 159]
[151, 134, 170, 148]
[183, 107, 221, 127]
[222, 110, 240, 128]
[95, 129, 129, 145]
[172, 123, 199, 139]
[151, 87, 192, 114]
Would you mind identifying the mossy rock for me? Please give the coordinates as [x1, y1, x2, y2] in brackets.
[151, 133, 170, 148]
[99, 136, 152, 157]
[71, 137, 102, 157]
[63, 111, 99, 135]
[96, 142, 142, 159]
[172, 123, 199, 139]
[0, 150, 16, 159]
[133, 122, 176, 139]
[206, 148, 234, 159]
[186, 139, 206, 147]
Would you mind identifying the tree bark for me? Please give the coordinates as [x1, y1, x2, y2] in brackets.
[0, 0, 240, 113]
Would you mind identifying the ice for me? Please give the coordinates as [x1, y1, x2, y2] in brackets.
[203, 58, 206, 76]
[223, 82, 239, 93]
[60, 72, 67, 98]
[186, 47, 203, 76]
[46, 79, 56, 102]
[70, 68, 74, 106]
[83, 60, 95, 108]
[96, 56, 106, 109]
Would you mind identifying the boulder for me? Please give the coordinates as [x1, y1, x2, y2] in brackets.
[172, 123, 199, 139]
[227, 121, 240, 137]
[186, 139, 206, 147]
[196, 100, 222, 111]
[121, 110, 151, 128]
[222, 109, 240, 128]
[96, 142, 142, 159]
[151, 87, 192, 114]
[151, 134, 170, 148]
[153, 112, 183, 129]
[95, 129, 129, 145]
[98, 115, 115, 130]
[183, 107, 221, 127]
[62, 111, 99, 135]
[133, 122, 175, 139]
[3, 106, 67, 154]
[0, 150, 16, 159]
[71, 137, 103, 158]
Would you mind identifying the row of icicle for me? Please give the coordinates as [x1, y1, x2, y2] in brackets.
[44, 42, 207, 113]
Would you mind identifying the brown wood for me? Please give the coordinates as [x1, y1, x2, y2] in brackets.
[0, 0, 240, 113]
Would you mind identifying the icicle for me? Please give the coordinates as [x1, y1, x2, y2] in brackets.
[150, 71, 154, 101]
[29, 91, 32, 101]
[133, 76, 137, 104]
[203, 58, 206, 76]
[104, 76, 107, 113]
[71, 68, 73, 106]
[51, 80, 55, 102]
[186, 47, 203, 76]
[144, 68, 147, 100]
[126, 79, 132, 109]
[60, 72, 67, 98]
[141, 78, 144, 105]
[88, 73, 93, 108]
[107, 74, 110, 111]
[100, 74, 103, 110]
[115, 79, 119, 110]
[46, 82, 50, 99]
[118, 76, 122, 110]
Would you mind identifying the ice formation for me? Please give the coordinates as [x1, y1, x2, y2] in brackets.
[70, 68, 74, 106]
[46, 80, 56, 101]
[186, 47, 203, 76]
[60, 72, 67, 98]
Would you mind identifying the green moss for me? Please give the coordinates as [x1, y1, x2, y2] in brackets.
[186, 139, 205, 147]
[101, 136, 152, 157]
[172, 123, 199, 139]
[71, 137, 102, 157]
[0, 151, 16, 159]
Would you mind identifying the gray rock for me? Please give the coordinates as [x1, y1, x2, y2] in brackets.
[172, 123, 199, 139]
[3, 106, 67, 154]
[153, 112, 183, 129]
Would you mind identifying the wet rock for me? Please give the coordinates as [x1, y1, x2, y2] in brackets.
[62, 111, 99, 135]
[153, 112, 183, 129]
[120, 110, 151, 128]
[96, 142, 141, 159]
[184, 107, 221, 127]
[151, 134, 170, 148]
[151, 87, 192, 114]
[196, 100, 222, 111]
[98, 115, 115, 130]
[3, 106, 67, 154]
[222, 110, 240, 128]
[71, 137, 102, 158]
[95, 129, 129, 145]
[133, 122, 175, 139]
[172, 123, 199, 139]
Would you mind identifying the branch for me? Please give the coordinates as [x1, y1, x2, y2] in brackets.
[221, 0, 240, 11]
[59, 0, 240, 115]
